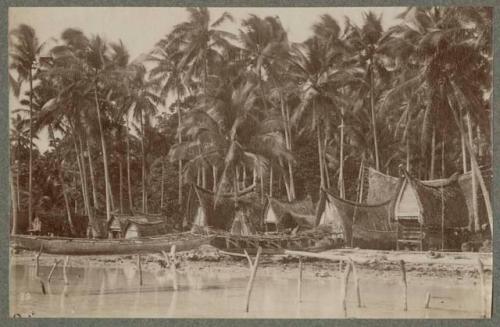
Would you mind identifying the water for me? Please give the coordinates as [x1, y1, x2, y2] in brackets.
[10, 263, 489, 318]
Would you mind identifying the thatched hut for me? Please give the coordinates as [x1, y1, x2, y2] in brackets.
[394, 170, 470, 250]
[315, 188, 396, 249]
[262, 197, 316, 232]
[107, 213, 168, 239]
[368, 167, 491, 230]
[184, 184, 263, 232]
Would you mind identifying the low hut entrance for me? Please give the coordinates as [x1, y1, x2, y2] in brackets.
[263, 197, 316, 233]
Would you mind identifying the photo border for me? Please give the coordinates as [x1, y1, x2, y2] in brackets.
[0, 0, 498, 326]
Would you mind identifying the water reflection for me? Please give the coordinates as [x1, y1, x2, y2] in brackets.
[10, 263, 489, 318]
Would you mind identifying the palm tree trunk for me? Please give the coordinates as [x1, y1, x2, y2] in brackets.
[269, 166, 273, 197]
[202, 166, 207, 189]
[16, 144, 21, 211]
[93, 83, 112, 222]
[430, 127, 436, 179]
[59, 167, 75, 235]
[278, 90, 296, 200]
[212, 165, 217, 192]
[323, 137, 331, 189]
[467, 114, 479, 231]
[369, 62, 380, 170]
[119, 160, 123, 213]
[317, 125, 325, 190]
[73, 134, 94, 235]
[177, 95, 183, 205]
[459, 109, 468, 173]
[406, 136, 411, 171]
[338, 115, 345, 198]
[86, 138, 99, 210]
[77, 135, 91, 213]
[126, 118, 133, 212]
[28, 68, 33, 227]
[10, 166, 18, 235]
[260, 167, 264, 204]
[140, 111, 147, 213]
[451, 105, 492, 237]
[160, 158, 165, 209]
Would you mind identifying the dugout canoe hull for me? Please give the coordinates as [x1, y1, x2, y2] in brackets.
[10, 233, 214, 255]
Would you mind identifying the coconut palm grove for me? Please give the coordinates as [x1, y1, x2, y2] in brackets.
[7, 6, 495, 319]
[9, 7, 492, 242]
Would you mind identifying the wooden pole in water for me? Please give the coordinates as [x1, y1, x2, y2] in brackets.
[34, 245, 43, 277]
[341, 259, 352, 317]
[424, 292, 431, 309]
[170, 245, 178, 291]
[63, 256, 70, 285]
[245, 246, 262, 313]
[297, 258, 303, 303]
[137, 254, 143, 286]
[47, 259, 62, 283]
[477, 258, 486, 318]
[400, 260, 408, 311]
[349, 258, 362, 308]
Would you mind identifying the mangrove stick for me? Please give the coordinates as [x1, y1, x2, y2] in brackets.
[34, 246, 43, 277]
[349, 258, 362, 308]
[170, 245, 178, 291]
[245, 247, 262, 313]
[47, 259, 62, 283]
[400, 260, 408, 311]
[63, 256, 69, 285]
[424, 292, 431, 309]
[477, 258, 486, 318]
[298, 258, 303, 303]
[137, 254, 143, 286]
[341, 259, 352, 317]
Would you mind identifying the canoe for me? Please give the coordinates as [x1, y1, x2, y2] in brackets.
[210, 230, 343, 255]
[10, 233, 214, 256]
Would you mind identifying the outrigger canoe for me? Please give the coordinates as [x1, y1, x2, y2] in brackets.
[10, 233, 214, 255]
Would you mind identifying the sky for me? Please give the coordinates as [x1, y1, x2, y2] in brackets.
[9, 6, 405, 152]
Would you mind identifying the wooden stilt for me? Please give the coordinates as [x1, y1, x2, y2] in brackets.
[339, 260, 343, 274]
[245, 247, 262, 313]
[424, 292, 431, 309]
[63, 256, 69, 285]
[341, 259, 352, 317]
[297, 258, 303, 303]
[349, 259, 362, 308]
[137, 254, 143, 286]
[400, 260, 408, 311]
[477, 258, 486, 318]
[170, 245, 178, 291]
[47, 259, 62, 283]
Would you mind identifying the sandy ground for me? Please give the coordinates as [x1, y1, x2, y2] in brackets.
[10, 245, 493, 282]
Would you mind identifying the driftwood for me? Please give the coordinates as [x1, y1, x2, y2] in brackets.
[400, 260, 408, 311]
[245, 247, 262, 313]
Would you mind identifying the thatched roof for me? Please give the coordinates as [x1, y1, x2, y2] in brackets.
[315, 188, 394, 246]
[366, 167, 401, 203]
[399, 170, 469, 228]
[184, 184, 263, 231]
[263, 197, 316, 228]
[122, 218, 169, 237]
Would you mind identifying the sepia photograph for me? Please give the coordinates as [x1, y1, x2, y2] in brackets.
[7, 5, 493, 319]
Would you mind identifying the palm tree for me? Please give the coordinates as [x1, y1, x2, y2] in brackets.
[344, 12, 394, 171]
[239, 14, 297, 200]
[382, 7, 492, 233]
[288, 36, 354, 192]
[149, 43, 189, 205]
[168, 7, 236, 188]
[9, 24, 44, 227]
[127, 63, 163, 213]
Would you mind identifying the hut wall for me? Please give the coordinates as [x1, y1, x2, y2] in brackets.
[395, 183, 420, 218]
